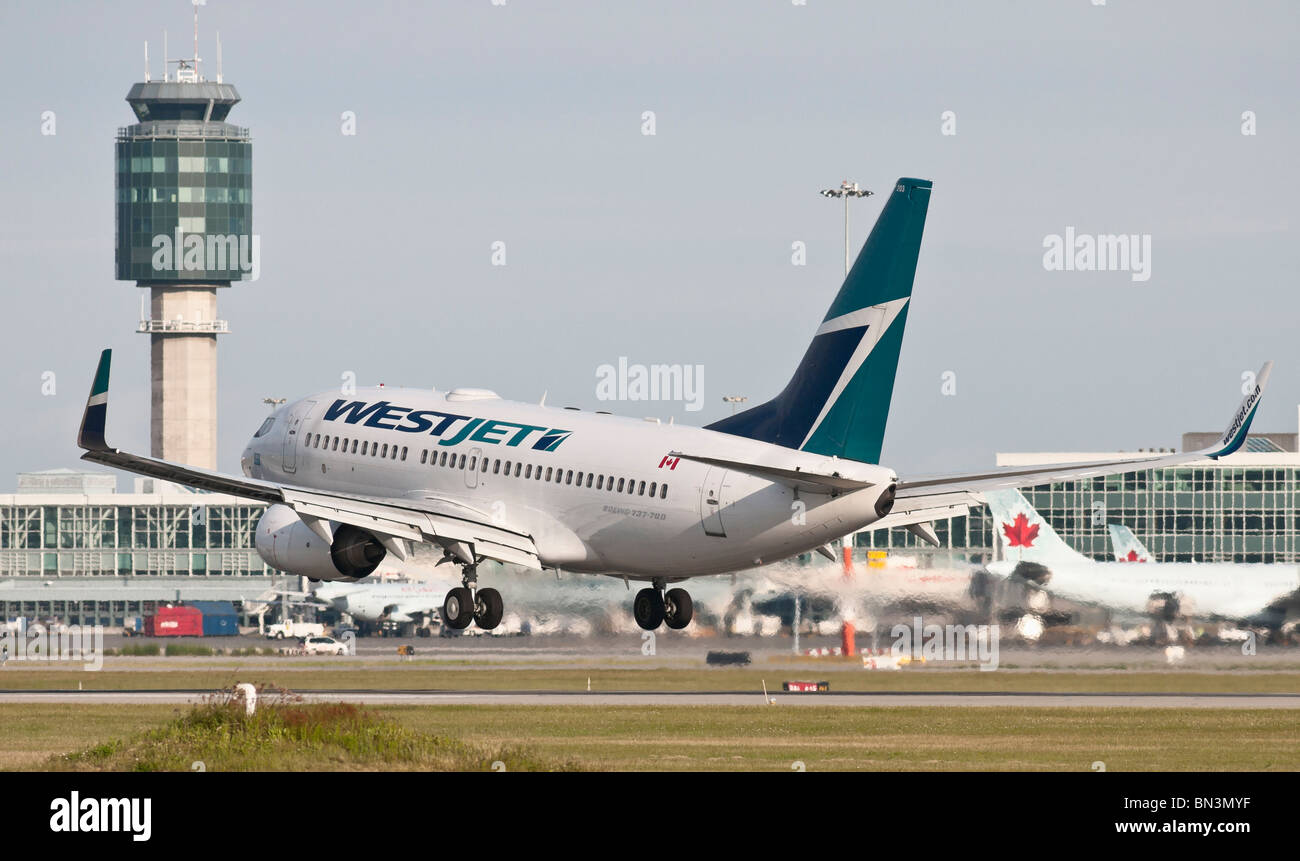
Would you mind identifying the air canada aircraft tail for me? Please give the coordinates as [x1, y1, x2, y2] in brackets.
[705, 178, 931, 464]
[985, 489, 1092, 567]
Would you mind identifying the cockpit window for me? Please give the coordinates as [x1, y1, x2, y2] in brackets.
[254, 417, 276, 438]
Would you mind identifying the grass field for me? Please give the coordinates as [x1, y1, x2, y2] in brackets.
[1, 664, 1299, 693]
[3, 702, 1297, 771]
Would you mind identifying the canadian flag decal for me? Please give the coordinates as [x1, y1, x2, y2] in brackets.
[658, 456, 680, 470]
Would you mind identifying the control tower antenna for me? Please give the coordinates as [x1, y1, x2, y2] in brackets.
[193, 0, 200, 73]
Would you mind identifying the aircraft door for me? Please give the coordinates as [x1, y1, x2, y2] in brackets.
[280, 400, 317, 474]
[699, 467, 728, 537]
[465, 446, 483, 488]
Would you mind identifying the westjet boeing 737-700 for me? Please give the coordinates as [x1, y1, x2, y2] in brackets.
[76, 178, 1271, 631]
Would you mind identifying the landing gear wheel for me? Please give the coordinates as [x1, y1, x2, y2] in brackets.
[633, 588, 666, 630]
[442, 587, 475, 630]
[475, 587, 504, 630]
[664, 588, 693, 629]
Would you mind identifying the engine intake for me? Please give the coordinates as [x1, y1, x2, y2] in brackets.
[255, 504, 387, 581]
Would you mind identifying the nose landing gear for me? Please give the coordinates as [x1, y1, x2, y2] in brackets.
[633, 581, 694, 630]
[441, 564, 505, 631]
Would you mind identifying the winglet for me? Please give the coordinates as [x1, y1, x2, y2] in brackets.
[77, 349, 113, 452]
[1207, 361, 1272, 459]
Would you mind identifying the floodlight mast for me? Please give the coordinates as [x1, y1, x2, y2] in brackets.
[819, 180, 874, 276]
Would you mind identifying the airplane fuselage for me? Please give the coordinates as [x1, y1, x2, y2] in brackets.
[242, 387, 896, 581]
[988, 557, 1298, 621]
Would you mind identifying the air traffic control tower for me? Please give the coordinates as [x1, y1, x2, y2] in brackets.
[115, 16, 251, 470]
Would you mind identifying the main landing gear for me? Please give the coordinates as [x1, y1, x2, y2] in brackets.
[442, 564, 504, 631]
[633, 580, 693, 631]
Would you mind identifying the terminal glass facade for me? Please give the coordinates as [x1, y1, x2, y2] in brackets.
[860, 463, 1300, 564]
[0, 499, 268, 577]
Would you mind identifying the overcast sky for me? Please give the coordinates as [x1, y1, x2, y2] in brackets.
[1, 0, 1296, 486]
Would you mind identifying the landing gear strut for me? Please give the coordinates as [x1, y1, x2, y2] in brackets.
[441, 564, 505, 631]
[633, 581, 694, 630]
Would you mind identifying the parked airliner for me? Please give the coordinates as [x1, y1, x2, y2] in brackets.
[986, 490, 1298, 625]
[77, 177, 1270, 631]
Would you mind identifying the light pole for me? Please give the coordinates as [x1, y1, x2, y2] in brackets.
[722, 395, 748, 415]
[819, 180, 874, 276]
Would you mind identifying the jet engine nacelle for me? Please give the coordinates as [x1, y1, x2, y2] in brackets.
[254, 504, 387, 582]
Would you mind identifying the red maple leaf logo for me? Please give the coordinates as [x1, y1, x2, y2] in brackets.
[1124, 550, 1147, 563]
[1002, 513, 1039, 548]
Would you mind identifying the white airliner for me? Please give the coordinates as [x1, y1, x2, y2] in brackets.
[312, 579, 451, 630]
[986, 490, 1298, 625]
[77, 177, 1272, 632]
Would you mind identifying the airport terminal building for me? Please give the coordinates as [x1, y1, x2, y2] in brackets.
[0, 470, 281, 626]
[859, 419, 1300, 565]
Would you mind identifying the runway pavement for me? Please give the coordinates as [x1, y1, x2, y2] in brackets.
[2, 689, 1297, 708]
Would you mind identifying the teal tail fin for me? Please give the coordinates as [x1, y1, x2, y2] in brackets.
[706, 178, 931, 463]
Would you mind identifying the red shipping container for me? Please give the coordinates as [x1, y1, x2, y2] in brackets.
[145, 605, 203, 637]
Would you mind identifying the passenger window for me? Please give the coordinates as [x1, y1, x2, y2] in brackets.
[482, 458, 489, 472]
[400, 446, 407, 461]
[617, 478, 625, 492]
[381, 444, 388, 458]
[323, 436, 330, 448]
[469, 457, 477, 471]
[649, 482, 656, 497]
[545, 468, 553, 481]
[576, 471, 583, 485]
[493, 459, 501, 474]
[420, 450, 427, 464]
[360, 441, 367, 455]
[586, 474, 593, 488]
[514, 463, 522, 477]
[350, 440, 357, 454]
[597, 475, 604, 490]
[565, 470, 573, 485]
[660, 484, 667, 499]
[525, 464, 532, 479]
[629, 480, 636, 494]
[458, 454, 466, 469]
[504, 460, 511, 475]
[440, 452, 448, 466]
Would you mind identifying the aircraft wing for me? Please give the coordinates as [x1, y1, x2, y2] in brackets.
[76, 349, 542, 571]
[889, 361, 1272, 517]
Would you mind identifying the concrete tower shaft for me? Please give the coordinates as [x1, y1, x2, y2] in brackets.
[142, 285, 221, 469]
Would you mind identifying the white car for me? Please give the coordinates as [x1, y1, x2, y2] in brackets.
[301, 635, 349, 656]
